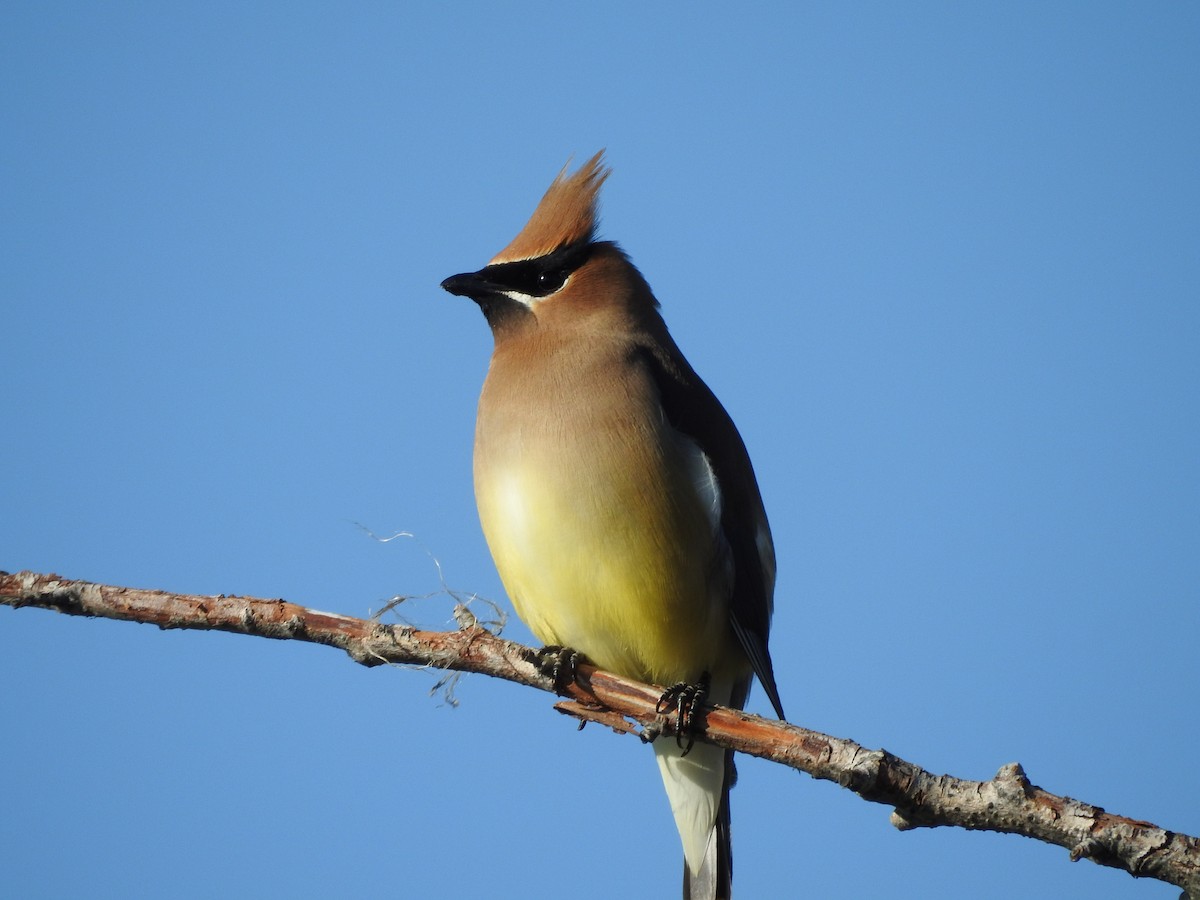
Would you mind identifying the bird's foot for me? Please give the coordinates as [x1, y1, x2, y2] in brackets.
[532, 645, 584, 694]
[648, 672, 711, 756]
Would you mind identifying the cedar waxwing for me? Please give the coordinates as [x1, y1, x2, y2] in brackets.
[442, 153, 784, 900]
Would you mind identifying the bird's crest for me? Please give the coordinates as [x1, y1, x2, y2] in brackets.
[490, 151, 609, 265]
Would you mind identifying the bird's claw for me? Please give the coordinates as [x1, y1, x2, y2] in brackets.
[653, 672, 711, 756]
[533, 645, 583, 693]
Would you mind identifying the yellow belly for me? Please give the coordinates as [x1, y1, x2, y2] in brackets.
[475, 427, 734, 687]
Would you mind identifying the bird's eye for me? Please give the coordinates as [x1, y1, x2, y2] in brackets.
[540, 271, 566, 292]
[536, 269, 568, 294]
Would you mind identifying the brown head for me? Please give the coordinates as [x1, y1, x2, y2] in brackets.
[441, 152, 661, 342]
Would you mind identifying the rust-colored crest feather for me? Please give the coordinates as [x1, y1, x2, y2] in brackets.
[490, 151, 609, 264]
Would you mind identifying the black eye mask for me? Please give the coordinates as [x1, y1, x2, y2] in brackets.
[477, 241, 595, 298]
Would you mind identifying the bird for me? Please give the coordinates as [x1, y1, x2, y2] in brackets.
[442, 152, 784, 900]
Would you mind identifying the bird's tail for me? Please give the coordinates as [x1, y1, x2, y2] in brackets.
[653, 736, 734, 900]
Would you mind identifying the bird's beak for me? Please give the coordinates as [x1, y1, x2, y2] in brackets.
[441, 270, 494, 300]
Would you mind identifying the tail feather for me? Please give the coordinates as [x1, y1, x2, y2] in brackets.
[681, 751, 733, 900]
[654, 739, 731, 900]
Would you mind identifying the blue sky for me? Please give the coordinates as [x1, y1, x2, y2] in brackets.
[3, 4, 1197, 898]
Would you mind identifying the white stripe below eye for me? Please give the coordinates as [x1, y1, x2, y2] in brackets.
[500, 290, 536, 307]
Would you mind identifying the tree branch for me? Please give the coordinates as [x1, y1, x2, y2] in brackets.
[2, 569, 1196, 897]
